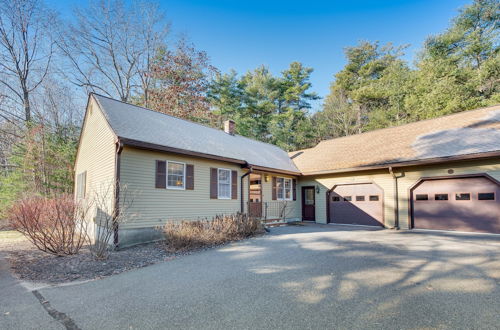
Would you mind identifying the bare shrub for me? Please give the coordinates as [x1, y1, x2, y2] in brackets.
[91, 181, 135, 260]
[163, 213, 264, 252]
[278, 201, 295, 221]
[8, 194, 91, 256]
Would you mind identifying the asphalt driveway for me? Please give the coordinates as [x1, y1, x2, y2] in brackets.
[2, 224, 500, 330]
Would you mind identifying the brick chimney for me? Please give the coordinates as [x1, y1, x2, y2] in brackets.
[224, 120, 235, 135]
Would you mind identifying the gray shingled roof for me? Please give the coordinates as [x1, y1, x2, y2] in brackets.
[93, 94, 299, 173]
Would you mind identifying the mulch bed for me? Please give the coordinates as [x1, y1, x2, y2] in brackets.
[3, 239, 181, 284]
[1, 230, 264, 284]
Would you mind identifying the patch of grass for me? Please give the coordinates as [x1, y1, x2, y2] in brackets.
[0, 230, 27, 251]
[163, 213, 265, 252]
[0, 230, 24, 240]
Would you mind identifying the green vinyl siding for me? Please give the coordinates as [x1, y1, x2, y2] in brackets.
[119, 147, 243, 228]
[298, 157, 500, 228]
[74, 97, 117, 236]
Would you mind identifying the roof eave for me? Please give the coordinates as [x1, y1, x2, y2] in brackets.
[119, 137, 248, 165]
[119, 138, 301, 174]
[245, 164, 301, 176]
[300, 150, 500, 176]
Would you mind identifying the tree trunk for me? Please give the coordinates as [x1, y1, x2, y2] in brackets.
[356, 104, 362, 134]
[23, 89, 31, 123]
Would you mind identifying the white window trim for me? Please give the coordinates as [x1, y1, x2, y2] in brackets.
[76, 171, 86, 200]
[217, 168, 232, 200]
[166, 160, 186, 190]
[277, 177, 293, 201]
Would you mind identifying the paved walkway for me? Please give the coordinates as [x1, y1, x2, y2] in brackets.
[1, 224, 499, 329]
[0, 252, 62, 329]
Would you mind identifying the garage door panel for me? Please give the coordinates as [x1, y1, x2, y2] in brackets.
[414, 205, 500, 233]
[329, 183, 384, 227]
[412, 176, 500, 234]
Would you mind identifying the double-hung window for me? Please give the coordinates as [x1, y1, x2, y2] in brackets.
[218, 168, 231, 199]
[167, 161, 185, 189]
[277, 177, 292, 201]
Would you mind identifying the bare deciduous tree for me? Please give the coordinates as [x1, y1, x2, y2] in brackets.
[34, 77, 81, 134]
[57, 0, 169, 103]
[136, 2, 170, 107]
[0, 0, 55, 123]
[314, 89, 359, 139]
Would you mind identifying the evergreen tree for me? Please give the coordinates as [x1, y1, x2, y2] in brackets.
[208, 70, 245, 128]
[410, 0, 500, 118]
[239, 66, 278, 142]
[208, 62, 319, 150]
[316, 0, 499, 140]
[324, 41, 410, 135]
[269, 62, 319, 150]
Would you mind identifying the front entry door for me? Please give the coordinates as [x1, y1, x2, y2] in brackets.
[248, 173, 262, 218]
[302, 186, 315, 221]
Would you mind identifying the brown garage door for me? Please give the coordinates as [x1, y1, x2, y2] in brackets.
[329, 183, 384, 226]
[411, 175, 500, 234]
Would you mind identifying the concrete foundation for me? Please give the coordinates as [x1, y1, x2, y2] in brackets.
[117, 227, 164, 249]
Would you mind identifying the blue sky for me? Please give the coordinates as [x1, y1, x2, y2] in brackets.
[50, 0, 471, 111]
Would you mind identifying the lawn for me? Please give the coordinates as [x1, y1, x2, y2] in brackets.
[0, 230, 29, 255]
[0, 230, 24, 242]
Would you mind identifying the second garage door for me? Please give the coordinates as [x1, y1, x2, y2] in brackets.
[328, 183, 384, 226]
[411, 175, 500, 234]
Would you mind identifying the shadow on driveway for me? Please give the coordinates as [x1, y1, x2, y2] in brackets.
[27, 225, 500, 329]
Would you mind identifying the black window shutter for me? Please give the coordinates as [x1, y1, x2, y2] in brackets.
[272, 176, 277, 200]
[155, 160, 166, 188]
[186, 164, 194, 190]
[210, 168, 218, 199]
[231, 170, 238, 199]
[293, 179, 297, 201]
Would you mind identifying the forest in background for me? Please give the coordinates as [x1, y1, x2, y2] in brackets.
[0, 0, 498, 219]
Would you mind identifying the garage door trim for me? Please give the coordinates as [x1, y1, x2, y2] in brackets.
[408, 173, 500, 230]
[327, 181, 385, 226]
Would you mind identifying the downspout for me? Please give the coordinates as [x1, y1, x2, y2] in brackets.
[240, 165, 253, 212]
[114, 140, 124, 247]
[388, 166, 400, 230]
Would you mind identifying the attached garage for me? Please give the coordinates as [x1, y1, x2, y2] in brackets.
[328, 183, 384, 227]
[410, 174, 500, 234]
